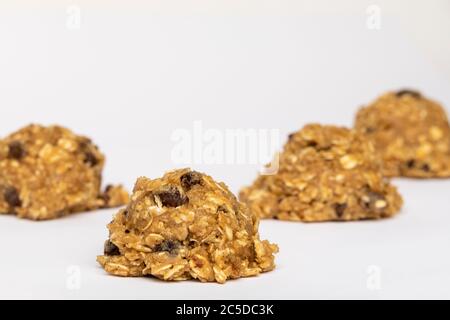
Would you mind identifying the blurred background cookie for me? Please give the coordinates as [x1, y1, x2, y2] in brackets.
[240, 124, 403, 222]
[355, 90, 450, 178]
[0, 124, 129, 220]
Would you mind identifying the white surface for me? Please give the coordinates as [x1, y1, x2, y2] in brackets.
[0, 0, 449, 299]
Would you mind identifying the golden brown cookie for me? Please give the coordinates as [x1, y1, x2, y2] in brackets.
[97, 169, 278, 284]
[355, 90, 450, 178]
[240, 124, 403, 222]
[0, 124, 129, 220]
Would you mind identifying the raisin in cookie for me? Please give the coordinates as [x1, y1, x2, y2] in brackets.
[97, 169, 278, 284]
[355, 90, 450, 178]
[240, 124, 403, 222]
[0, 124, 129, 220]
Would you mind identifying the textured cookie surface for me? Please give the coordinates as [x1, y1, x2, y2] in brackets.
[0, 124, 129, 220]
[355, 90, 450, 178]
[240, 124, 403, 222]
[97, 169, 278, 284]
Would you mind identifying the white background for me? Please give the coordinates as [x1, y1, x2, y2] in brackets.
[0, 0, 449, 299]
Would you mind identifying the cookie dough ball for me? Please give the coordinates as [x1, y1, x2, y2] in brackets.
[97, 169, 278, 284]
[0, 124, 129, 220]
[355, 90, 450, 178]
[240, 124, 403, 222]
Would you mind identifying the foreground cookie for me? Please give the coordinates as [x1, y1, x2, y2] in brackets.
[240, 124, 403, 222]
[0, 124, 129, 220]
[97, 169, 278, 284]
[355, 90, 450, 178]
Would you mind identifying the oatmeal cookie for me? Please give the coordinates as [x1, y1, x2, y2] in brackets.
[240, 124, 403, 222]
[355, 90, 450, 178]
[0, 124, 129, 220]
[97, 169, 278, 284]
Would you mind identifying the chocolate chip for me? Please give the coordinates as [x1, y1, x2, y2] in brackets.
[180, 171, 203, 190]
[154, 240, 180, 255]
[422, 164, 430, 172]
[396, 90, 421, 99]
[4, 187, 21, 207]
[156, 186, 188, 207]
[334, 203, 347, 218]
[99, 185, 113, 204]
[78, 141, 88, 150]
[78, 138, 92, 150]
[288, 133, 296, 140]
[8, 141, 26, 160]
[84, 151, 98, 167]
[104, 240, 120, 256]
[305, 140, 331, 151]
[406, 159, 416, 169]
